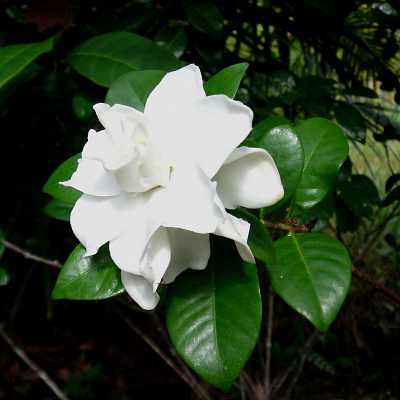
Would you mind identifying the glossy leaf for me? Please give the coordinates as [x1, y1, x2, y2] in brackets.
[294, 118, 348, 210]
[52, 244, 126, 300]
[296, 191, 335, 232]
[258, 124, 304, 214]
[105, 70, 166, 111]
[229, 208, 276, 264]
[166, 245, 262, 391]
[339, 175, 379, 220]
[42, 154, 82, 205]
[68, 32, 182, 87]
[43, 199, 73, 221]
[204, 63, 248, 99]
[185, 2, 223, 38]
[154, 26, 188, 58]
[0, 36, 53, 89]
[270, 233, 351, 332]
[333, 103, 367, 143]
[249, 116, 292, 141]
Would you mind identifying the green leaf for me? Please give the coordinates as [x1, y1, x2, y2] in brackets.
[333, 103, 367, 143]
[294, 118, 349, 210]
[52, 244, 126, 300]
[0, 36, 53, 89]
[154, 26, 188, 58]
[43, 154, 82, 205]
[342, 86, 379, 99]
[249, 116, 292, 141]
[258, 124, 304, 214]
[296, 191, 335, 232]
[105, 70, 166, 111]
[204, 63, 248, 98]
[339, 175, 379, 220]
[185, 2, 224, 38]
[43, 199, 73, 221]
[382, 186, 400, 207]
[229, 208, 276, 264]
[68, 32, 182, 88]
[270, 233, 351, 332]
[0, 268, 10, 286]
[385, 174, 400, 192]
[166, 244, 262, 391]
[72, 93, 95, 121]
[335, 195, 362, 233]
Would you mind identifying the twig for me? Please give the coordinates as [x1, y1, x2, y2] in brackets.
[352, 265, 400, 306]
[0, 238, 62, 269]
[264, 218, 318, 233]
[150, 311, 212, 400]
[283, 329, 320, 399]
[117, 310, 211, 400]
[264, 286, 274, 400]
[270, 329, 319, 399]
[0, 324, 69, 400]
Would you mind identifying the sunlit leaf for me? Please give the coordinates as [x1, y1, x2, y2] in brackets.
[68, 32, 182, 87]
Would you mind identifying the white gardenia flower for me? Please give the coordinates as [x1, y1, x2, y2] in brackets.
[62, 64, 284, 310]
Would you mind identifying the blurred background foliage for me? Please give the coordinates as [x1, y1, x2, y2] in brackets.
[1, 0, 400, 398]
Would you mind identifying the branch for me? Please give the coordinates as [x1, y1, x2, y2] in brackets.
[352, 265, 400, 306]
[264, 218, 318, 233]
[117, 310, 212, 400]
[0, 238, 62, 269]
[0, 324, 69, 400]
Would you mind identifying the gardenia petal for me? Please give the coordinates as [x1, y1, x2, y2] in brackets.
[145, 65, 253, 178]
[160, 164, 226, 234]
[121, 271, 160, 310]
[214, 146, 284, 209]
[162, 228, 210, 284]
[71, 191, 160, 257]
[61, 158, 122, 197]
[214, 214, 255, 263]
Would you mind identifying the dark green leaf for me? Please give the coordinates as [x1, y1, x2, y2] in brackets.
[296, 191, 335, 232]
[0, 268, 10, 286]
[294, 118, 349, 210]
[258, 124, 304, 214]
[166, 246, 262, 391]
[339, 175, 379, 220]
[72, 93, 95, 121]
[382, 186, 400, 207]
[154, 26, 188, 58]
[105, 70, 166, 112]
[335, 195, 362, 233]
[0, 36, 53, 89]
[185, 2, 223, 38]
[42, 154, 82, 205]
[336, 157, 352, 183]
[270, 233, 351, 332]
[385, 173, 400, 192]
[204, 63, 248, 98]
[43, 200, 73, 222]
[342, 86, 379, 99]
[68, 32, 182, 87]
[333, 103, 367, 143]
[229, 208, 276, 264]
[52, 244, 126, 300]
[249, 116, 292, 141]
